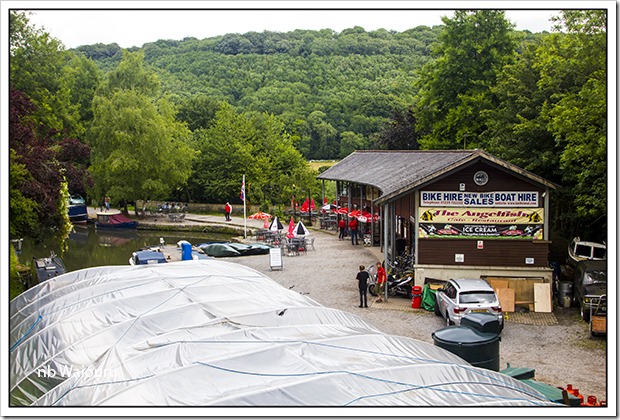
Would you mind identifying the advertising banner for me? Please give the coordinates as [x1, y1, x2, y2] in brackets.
[418, 223, 544, 240]
[420, 191, 539, 207]
[418, 207, 544, 240]
[419, 208, 544, 224]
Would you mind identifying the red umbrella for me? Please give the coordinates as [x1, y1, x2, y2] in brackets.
[300, 198, 310, 213]
[286, 217, 295, 239]
[335, 207, 349, 215]
[249, 211, 272, 219]
[349, 210, 372, 221]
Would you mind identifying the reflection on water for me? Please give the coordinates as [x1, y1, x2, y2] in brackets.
[18, 224, 233, 272]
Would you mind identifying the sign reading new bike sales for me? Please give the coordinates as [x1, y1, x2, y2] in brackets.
[420, 191, 539, 207]
[418, 208, 544, 240]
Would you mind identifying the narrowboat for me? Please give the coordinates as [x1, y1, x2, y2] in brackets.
[95, 210, 138, 229]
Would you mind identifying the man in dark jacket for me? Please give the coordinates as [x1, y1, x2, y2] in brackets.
[356, 265, 369, 308]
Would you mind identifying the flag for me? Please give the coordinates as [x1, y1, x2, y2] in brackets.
[240, 178, 245, 202]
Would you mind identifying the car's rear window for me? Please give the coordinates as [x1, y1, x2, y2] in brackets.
[459, 291, 496, 304]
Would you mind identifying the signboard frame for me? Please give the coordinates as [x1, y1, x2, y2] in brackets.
[269, 247, 283, 271]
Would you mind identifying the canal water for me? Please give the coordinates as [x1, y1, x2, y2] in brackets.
[17, 225, 233, 272]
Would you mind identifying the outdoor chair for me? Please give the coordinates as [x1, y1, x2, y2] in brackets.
[307, 237, 316, 251]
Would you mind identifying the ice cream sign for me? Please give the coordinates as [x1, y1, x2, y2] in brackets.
[420, 191, 538, 207]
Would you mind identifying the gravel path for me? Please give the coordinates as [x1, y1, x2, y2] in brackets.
[221, 225, 607, 403]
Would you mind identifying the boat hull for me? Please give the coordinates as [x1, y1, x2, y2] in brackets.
[95, 221, 139, 229]
[68, 204, 88, 224]
[95, 211, 138, 229]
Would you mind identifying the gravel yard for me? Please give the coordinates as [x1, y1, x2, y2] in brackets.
[227, 226, 608, 404]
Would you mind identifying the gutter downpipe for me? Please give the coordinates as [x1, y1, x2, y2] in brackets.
[383, 202, 389, 302]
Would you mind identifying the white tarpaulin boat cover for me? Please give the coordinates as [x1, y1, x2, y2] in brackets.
[10, 260, 555, 407]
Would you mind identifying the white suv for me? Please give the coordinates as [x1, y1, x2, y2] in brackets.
[434, 278, 504, 330]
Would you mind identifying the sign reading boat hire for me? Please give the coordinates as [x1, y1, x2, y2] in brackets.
[420, 191, 538, 207]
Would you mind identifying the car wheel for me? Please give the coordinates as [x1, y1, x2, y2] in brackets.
[434, 298, 441, 316]
[580, 301, 590, 322]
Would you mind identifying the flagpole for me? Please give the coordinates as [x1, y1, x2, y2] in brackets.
[242, 174, 247, 238]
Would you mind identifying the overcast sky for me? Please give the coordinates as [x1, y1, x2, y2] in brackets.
[19, 3, 564, 50]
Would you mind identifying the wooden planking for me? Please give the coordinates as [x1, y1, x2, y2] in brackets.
[497, 288, 515, 312]
[418, 239, 549, 267]
[534, 283, 552, 313]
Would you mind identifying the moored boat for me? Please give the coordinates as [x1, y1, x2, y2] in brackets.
[68, 204, 88, 224]
[67, 194, 88, 224]
[95, 210, 138, 229]
[10, 260, 558, 407]
[31, 252, 66, 285]
[568, 237, 606, 267]
[197, 241, 272, 257]
[129, 240, 211, 265]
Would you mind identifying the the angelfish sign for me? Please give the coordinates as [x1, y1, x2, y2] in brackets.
[418, 208, 544, 240]
[419, 208, 544, 224]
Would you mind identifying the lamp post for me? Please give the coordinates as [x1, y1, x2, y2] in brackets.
[306, 188, 312, 226]
[292, 184, 296, 219]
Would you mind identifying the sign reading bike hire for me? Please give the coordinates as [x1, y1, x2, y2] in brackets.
[420, 191, 538, 207]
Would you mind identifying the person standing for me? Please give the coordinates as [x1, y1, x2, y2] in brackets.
[338, 217, 346, 240]
[356, 265, 369, 308]
[375, 261, 386, 303]
[348, 217, 359, 245]
[104, 195, 110, 211]
[224, 202, 232, 221]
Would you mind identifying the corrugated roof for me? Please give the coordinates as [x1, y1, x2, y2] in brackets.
[317, 150, 557, 204]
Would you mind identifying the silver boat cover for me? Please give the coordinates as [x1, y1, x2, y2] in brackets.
[10, 260, 554, 407]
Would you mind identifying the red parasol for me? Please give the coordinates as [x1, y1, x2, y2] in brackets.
[249, 211, 272, 220]
[286, 217, 296, 239]
[349, 210, 372, 222]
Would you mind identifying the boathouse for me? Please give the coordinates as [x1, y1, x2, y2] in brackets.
[317, 150, 559, 306]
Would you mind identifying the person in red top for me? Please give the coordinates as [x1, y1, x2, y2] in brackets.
[348, 217, 359, 245]
[375, 261, 386, 302]
[224, 202, 232, 221]
[338, 217, 346, 240]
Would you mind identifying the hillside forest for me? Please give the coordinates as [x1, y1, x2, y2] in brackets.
[9, 10, 607, 245]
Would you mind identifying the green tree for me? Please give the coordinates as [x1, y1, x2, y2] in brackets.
[64, 52, 103, 132]
[482, 10, 607, 240]
[541, 10, 607, 234]
[189, 104, 315, 206]
[176, 94, 222, 131]
[339, 131, 367, 157]
[9, 149, 39, 238]
[415, 10, 518, 149]
[88, 51, 196, 213]
[375, 108, 421, 150]
[9, 11, 82, 139]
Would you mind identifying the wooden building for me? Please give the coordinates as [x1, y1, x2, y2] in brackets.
[318, 150, 559, 306]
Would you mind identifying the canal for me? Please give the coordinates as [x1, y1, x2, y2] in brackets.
[17, 225, 234, 272]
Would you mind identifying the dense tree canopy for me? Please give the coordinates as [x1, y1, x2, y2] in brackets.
[481, 10, 607, 239]
[415, 10, 518, 149]
[189, 104, 317, 207]
[78, 25, 443, 159]
[88, 51, 197, 213]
